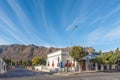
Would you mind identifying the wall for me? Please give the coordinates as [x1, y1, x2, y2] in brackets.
[0, 58, 6, 74]
[47, 50, 70, 70]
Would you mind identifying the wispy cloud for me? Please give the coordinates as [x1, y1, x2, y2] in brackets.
[65, 0, 92, 32]
[7, 0, 32, 35]
[66, 17, 86, 31]
[43, 44, 68, 48]
[88, 16, 102, 26]
[66, 18, 78, 31]
[104, 26, 120, 41]
[43, 43, 57, 48]
[97, 5, 120, 25]
[0, 10, 26, 44]
[84, 4, 120, 46]
[65, 0, 103, 32]
[0, 39, 8, 45]
[0, 1, 50, 46]
[105, 5, 120, 18]
[84, 28, 103, 45]
[41, 1, 49, 31]
[85, 23, 120, 46]
[6, 0, 49, 45]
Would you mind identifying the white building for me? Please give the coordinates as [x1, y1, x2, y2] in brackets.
[47, 50, 77, 71]
[47, 50, 100, 72]
[0, 58, 7, 74]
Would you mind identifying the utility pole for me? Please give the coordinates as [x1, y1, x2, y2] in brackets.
[70, 25, 78, 73]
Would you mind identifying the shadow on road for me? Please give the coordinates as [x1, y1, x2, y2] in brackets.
[0, 68, 52, 78]
[98, 70, 120, 73]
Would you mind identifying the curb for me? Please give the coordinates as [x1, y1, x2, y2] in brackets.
[53, 71, 101, 76]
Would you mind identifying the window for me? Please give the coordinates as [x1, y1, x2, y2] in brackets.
[48, 61, 49, 66]
[52, 61, 54, 67]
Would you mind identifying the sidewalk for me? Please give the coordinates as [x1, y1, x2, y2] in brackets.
[53, 70, 100, 76]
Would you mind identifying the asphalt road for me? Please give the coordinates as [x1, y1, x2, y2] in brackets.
[1, 67, 120, 80]
[0, 67, 52, 79]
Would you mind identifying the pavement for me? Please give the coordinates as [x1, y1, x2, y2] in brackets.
[1, 67, 120, 80]
[54, 69, 120, 76]
[0, 67, 51, 78]
[53, 70, 99, 76]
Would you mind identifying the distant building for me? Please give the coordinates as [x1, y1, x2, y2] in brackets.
[0, 58, 7, 74]
[84, 52, 100, 70]
[47, 50, 100, 72]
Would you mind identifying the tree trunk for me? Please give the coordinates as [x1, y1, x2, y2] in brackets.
[79, 65, 82, 73]
[95, 63, 98, 71]
[86, 61, 90, 71]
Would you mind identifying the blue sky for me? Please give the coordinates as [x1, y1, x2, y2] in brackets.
[0, 0, 120, 52]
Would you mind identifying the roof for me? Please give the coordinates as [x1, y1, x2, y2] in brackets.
[47, 50, 69, 58]
[84, 52, 100, 60]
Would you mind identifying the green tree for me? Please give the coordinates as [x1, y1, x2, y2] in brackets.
[109, 50, 120, 64]
[32, 57, 40, 66]
[91, 49, 120, 70]
[3, 58, 15, 68]
[70, 46, 88, 72]
[116, 52, 120, 62]
[115, 48, 119, 54]
[11, 61, 15, 66]
[109, 53, 117, 64]
[39, 58, 46, 65]
[102, 53, 112, 64]
[93, 53, 112, 65]
[110, 50, 114, 54]
[27, 60, 32, 66]
[17, 60, 23, 66]
[23, 60, 32, 66]
[99, 50, 102, 54]
[90, 57, 99, 63]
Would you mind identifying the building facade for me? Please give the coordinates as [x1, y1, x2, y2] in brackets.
[0, 58, 7, 74]
[47, 50, 100, 72]
[47, 50, 71, 70]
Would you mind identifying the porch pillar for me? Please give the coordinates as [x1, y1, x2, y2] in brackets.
[101, 64, 104, 71]
[86, 61, 89, 71]
[71, 61, 75, 73]
[95, 63, 98, 71]
[107, 64, 109, 70]
[86, 57, 89, 71]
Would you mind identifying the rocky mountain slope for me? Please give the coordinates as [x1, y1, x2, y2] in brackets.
[0, 44, 95, 61]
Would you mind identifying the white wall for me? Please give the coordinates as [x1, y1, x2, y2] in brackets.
[47, 53, 62, 69]
[47, 50, 70, 70]
[0, 58, 6, 74]
[34, 65, 50, 72]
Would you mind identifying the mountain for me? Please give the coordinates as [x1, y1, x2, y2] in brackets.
[0, 44, 95, 61]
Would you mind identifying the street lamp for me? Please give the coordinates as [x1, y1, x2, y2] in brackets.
[70, 25, 78, 50]
[70, 25, 78, 72]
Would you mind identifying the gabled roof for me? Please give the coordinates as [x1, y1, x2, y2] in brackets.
[84, 52, 100, 60]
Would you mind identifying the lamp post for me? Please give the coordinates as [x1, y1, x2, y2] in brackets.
[70, 25, 78, 50]
[70, 25, 78, 72]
